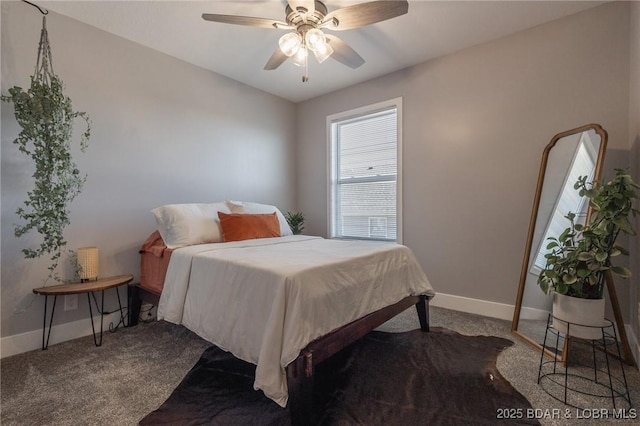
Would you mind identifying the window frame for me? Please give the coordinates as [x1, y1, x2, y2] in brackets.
[326, 98, 403, 243]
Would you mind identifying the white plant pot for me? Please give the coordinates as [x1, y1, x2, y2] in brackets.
[552, 292, 606, 340]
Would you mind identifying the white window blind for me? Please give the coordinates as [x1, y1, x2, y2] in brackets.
[329, 100, 401, 242]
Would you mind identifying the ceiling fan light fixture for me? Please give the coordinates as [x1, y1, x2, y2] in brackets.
[312, 41, 333, 63]
[202, 0, 409, 82]
[305, 28, 333, 63]
[278, 32, 302, 57]
[290, 46, 308, 67]
[305, 28, 326, 52]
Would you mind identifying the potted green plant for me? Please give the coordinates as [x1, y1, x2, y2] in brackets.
[538, 169, 638, 338]
[285, 211, 305, 235]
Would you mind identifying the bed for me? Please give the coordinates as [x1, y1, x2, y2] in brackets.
[128, 201, 435, 425]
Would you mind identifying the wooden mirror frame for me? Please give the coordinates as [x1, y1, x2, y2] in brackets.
[510, 123, 634, 364]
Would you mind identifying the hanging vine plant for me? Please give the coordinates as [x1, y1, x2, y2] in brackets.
[2, 14, 91, 282]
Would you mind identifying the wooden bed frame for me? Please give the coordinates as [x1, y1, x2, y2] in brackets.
[128, 283, 431, 426]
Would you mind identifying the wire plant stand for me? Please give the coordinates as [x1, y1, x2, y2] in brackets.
[537, 314, 631, 412]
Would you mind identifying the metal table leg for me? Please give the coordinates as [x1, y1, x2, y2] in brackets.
[87, 290, 105, 346]
[87, 287, 126, 346]
[109, 286, 126, 332]
[41, 295, 58, 350]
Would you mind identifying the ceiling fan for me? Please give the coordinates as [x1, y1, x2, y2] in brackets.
[202, 0, 409, 82]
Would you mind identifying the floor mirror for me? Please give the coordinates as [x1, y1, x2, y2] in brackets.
[510, 123, 634, 364]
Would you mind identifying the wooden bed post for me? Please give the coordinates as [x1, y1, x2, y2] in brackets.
[127, 284, 142, 327]
[287, 351, 314, 426]
[415, 294, 430, 331]
[127, 284, 160, 328]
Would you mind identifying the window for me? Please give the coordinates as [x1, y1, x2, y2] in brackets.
[328, 98, 402, 242]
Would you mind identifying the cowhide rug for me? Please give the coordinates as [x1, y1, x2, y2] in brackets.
[141, 328, 538, 425]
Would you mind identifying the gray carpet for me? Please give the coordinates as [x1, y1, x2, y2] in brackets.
[1, 306, 638, 425]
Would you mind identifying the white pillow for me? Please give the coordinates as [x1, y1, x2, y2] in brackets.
[225, 200, 293, 236]
[151, 202, 231, 249]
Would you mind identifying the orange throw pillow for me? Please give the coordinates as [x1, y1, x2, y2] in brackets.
[217, 212, 281, 242]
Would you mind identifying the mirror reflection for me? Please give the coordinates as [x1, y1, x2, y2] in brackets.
[512, 124, 607, 357]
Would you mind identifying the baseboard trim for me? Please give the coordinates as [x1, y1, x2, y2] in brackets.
[430, 292, 516, 321]
[1, 312, 123, 359]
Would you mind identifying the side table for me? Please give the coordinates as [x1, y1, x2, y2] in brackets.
[33, 274, 133, 349]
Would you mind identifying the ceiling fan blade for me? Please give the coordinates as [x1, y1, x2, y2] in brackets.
[325, 35, 365, 69]
[288, 0, 315, 14]
[264, 48, 289, 70]
[322, 0, 408, 31]
[202, 14, 291, 29]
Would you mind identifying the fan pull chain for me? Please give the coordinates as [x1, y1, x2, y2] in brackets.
[301, 38, 309, 83]
[302, 51, 309, 83]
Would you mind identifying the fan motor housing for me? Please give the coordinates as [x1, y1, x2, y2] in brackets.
[286, 1, 328, 28]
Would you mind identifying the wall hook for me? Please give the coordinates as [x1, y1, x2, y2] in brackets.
[23, 0, 49, 15]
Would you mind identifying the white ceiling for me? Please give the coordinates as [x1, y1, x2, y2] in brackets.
[39, 1, 606, 103]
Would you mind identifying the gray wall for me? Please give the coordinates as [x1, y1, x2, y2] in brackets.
[1, 2, 296, 337]
[296, 2, 631, 311]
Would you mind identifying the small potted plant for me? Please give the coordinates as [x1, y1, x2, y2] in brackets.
[285, 211, 305, 235]
[538, 169, 638, 338]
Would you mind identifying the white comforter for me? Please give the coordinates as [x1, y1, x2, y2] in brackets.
[158, 235, 434, 407]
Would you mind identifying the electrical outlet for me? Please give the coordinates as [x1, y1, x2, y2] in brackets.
[64, 294, 78, 311]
